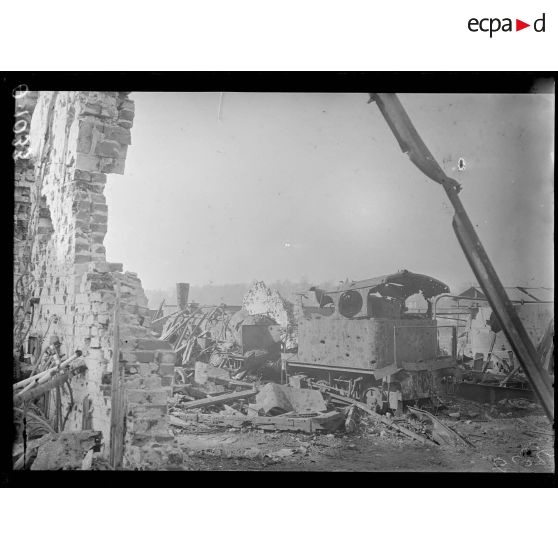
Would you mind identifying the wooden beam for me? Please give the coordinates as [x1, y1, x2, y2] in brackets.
[328, 393, 438, 446]
[13, 352, 81, 392]
[13, 364, 85, 406]
[401, 357, 456, 372]
[180, 388, 259, 410]
[109, 278, 125, 469]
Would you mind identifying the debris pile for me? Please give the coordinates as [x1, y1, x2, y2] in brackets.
[165, 357, 478, 455]
[169, 361, 346, 435]
[13, 430, 103, 470]
[157, 304, 233, 366]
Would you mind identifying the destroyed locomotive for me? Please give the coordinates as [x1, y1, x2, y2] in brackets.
[286, 270, 457, 414]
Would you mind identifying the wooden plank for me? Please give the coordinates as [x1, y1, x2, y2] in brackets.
[227, 379, 256, 389]
[252, 415, 314, 433]
[328, 393, 438, 446]
[13, 353, 81, 392]
[401, 357, 456, 372]
[13, 364, 85, 406]
[169, 410, 343, 433]
[109, 279, 125, 469]
[151, 310, 179, 326]
[154, 299, 165, 320]
[407, 406, 475, 447]
[180, 388, 259, 410]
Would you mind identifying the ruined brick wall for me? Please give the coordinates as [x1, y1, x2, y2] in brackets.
[13, 91, 41, 353]
[243, 281, 295, 328]
[13, 92, 39, 280]
[242, 281, 298, 349]
[23, 91, 175, 468]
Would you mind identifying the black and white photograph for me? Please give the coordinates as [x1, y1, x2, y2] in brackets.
[6, 76, 554, 475]
[2, 2, 556, 557]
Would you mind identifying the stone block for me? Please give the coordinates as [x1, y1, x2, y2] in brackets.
[154, 433, 174, 443]
[130, 404, 167, 419]
[90, 223, 108, 234]
[127, 389, 170, 406]
[77, 120, 94, 153]
[158, 363, 175, 378]
[103, 125, 132, 145]
[99, 157, 126, 174]
[156, 351, 176, 365]
[74, 253, 92, 264]
[82, 103, 101, 116]
[92, 202, 108, 213]
[75, 153, 101, 172]
[115, 145, 128, 160]
[194, 361, 231, 385]
[118, 99, 135, 112]
[95, 139, 121, 158]
[134, 350, 155, 363]
[125, 377, 143, 389]
[117, 119, 133, 130]
[89, 172, 107, 184]
[137, 363, 152, 377]
[92, 213, 108, 225]
[118, 109, 135, 122]
[136, 338, 173, 351]
[120, 350, 137, 362]
[88, 261, 111, 273]
[128, 417, 169, 436]
[144, 376, 163, 389]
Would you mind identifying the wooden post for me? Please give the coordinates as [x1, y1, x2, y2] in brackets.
[109, 278, 125, 469]
[154, 298, 165, 320]
[451, 326, 457, 360]
[177, 283, 190, 311]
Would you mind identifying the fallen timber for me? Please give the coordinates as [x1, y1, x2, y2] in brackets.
[407, 406, 475, 448]
[13, 359, 87, 406]
[13, 351, 82, 392]
[180, 388, 259, 410]
[318, 390, 438, 446]
[170, 409, 345, 433]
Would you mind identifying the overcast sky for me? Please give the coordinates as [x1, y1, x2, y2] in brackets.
[105, 92, 554, 292]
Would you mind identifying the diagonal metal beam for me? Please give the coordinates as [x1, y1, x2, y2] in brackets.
[369, 93, 554, 422]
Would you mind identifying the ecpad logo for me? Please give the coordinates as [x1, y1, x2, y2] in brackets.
[468, 13, 546, 37]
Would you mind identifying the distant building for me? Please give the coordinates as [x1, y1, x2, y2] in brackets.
[458, 286, 554, 304]
[455, 286, 553, 361]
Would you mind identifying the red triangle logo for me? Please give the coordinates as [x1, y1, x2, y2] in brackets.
[516, 19, 530, 31]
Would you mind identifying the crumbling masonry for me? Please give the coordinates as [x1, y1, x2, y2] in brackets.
[15, 91, 175, 468]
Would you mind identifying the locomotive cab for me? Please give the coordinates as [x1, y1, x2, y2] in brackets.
[288, 270, 453, 413]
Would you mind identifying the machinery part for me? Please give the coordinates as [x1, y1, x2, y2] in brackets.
[480, 331, 498, 381]
[456, 381, 536, 405]
[363, 387, 385, 413]
[370, 93, 554, 422]
[338, 290, 363, 318]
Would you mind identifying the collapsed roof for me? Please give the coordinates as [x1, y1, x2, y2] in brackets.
[313, 269, 450, 307]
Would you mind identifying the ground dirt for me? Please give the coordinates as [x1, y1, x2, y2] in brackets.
[164, 396, 555, 472]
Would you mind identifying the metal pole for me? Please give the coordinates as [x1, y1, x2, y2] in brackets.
[451, 208, 553, 419]
[370, 93, 554, 422]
